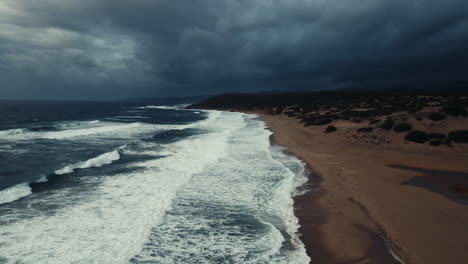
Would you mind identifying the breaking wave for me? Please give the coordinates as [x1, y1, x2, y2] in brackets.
[0, 122, 156, 140]
[55, 149, 121, 175]
[0, 110, 310, 264]
[0, 149, 122, 205]
[139, 104, 190, 110]
[0, 183, 32, 205]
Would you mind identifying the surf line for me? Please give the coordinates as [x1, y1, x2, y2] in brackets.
[0, 147, 124, 205]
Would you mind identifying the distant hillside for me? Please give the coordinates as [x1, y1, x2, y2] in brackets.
[187, 89, 468, 111]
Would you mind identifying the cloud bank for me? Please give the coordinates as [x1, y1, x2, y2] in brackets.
[1, 0, 467, 99]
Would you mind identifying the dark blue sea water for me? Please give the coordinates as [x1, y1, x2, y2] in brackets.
[0, 100, 309, 264]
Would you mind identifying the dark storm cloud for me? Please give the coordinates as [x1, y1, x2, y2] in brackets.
[0, 0, 467, 100]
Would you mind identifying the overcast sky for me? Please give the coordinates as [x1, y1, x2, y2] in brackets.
[1, 0, 467, 100]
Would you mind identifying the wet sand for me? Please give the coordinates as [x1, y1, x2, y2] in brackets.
[258, 112, 468, 264]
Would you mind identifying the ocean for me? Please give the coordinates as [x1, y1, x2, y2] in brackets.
[0, 100, 310, 264]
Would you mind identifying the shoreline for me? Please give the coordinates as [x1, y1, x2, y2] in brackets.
[264, 112, 403, 264]
[253, 111, 468, 264]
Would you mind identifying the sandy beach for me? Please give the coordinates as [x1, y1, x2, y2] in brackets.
[256, 112, 468, 264]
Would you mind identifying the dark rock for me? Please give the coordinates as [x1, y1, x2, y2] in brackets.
[325, 126, 337, 133]
[380, 118, 394, 130]
[357, 127, 373, 132]
[415, 116, 423, 121]
[427, 112, 446, 121]
[393, 122, 412, 132]
[405, 131, 430, 143]
[429, 140, 443, 146]
[448, 130, 468, 143]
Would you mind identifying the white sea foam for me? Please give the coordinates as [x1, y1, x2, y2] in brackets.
[35, 176, 48, 183]
[122, 148, 173, 157]
[0, 183, 32, 205]
[0, 120, 104, 139]
[42, 122, 144, 140]
[131, 114, 310, 264]
[0, 110, 243, 264]
[0, 111, 309, 263]
[55, 120, 101, 129]
[113, 116, 149, 119]
[55, 150, 121, 175]
[0, 128, 28, 137]
[0, 122, 153, 140]
[140, 104, 190, 110]
[380, 235, 406, 264]
[0, 120, 199, 142]
[0, 150, 122, 205]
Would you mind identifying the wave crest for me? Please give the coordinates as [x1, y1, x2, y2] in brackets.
[0, 183, 32, 205]
[55, 150, 121, 175]
[139, 104, 189, 110]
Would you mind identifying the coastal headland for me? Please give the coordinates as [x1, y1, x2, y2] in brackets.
[188, 91, 468, 264]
